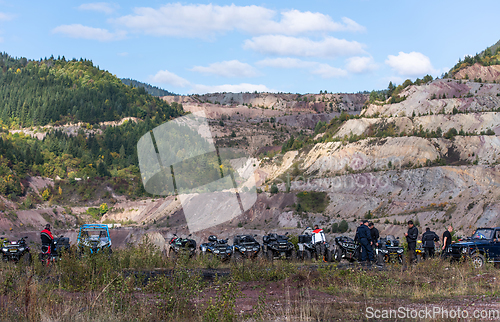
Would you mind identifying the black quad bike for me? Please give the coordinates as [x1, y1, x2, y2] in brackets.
[232, 235, 260, 261]
[332, 236, 360, 262]
[169, 233, 197, 258]
[262, 232, 296, 260]
[199, 235, 232, 261]
[297, 233, 332, 262]
[375, 235, 405, 265]
[1, 236, 31, 264]
[39, 236, 71, 265]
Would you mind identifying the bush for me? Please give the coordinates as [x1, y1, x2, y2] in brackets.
[296, 191, 329, 213]
[444, 128, 458, 139]
[338, 220, 348, 233]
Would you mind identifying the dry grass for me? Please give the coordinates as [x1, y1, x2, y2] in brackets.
[1, 248, 500, 322]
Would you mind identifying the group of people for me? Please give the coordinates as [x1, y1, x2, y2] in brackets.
[354, 220, 379, 263]
[354, 219, 454, 264]
[405, 221, 454, 262]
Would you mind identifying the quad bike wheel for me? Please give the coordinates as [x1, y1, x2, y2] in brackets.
[266, 250, 274, 261]
[399, 254, 405, 265]
[333, 247, 342, 262]
[304, 250, 312, 261]
[324, 249, 332, 262]
[377, 253, 385, 265]
[471, 253, 485, 268]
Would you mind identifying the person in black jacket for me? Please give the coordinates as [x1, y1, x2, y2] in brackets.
[404, 220, 418, 263]
[368, 222, 379, 253]
[421, 227, 439, 259]
[355, 220, 374, 264]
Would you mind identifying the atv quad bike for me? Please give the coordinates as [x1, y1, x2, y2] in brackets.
[77, 224, 112, 254]
[297, 233, 332, 262]
[262, 232, 296, 260]
[1, 236, 31, 264]
[376, 235, 405, 265]
[200, 235, 232, 261]
[332, 236, 360, 262]
[232, 234, 260, 261]
[169, 233, 197, 258]
[39, 235, 70, 265]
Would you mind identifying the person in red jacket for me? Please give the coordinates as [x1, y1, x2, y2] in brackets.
[40, 224, 54, 253]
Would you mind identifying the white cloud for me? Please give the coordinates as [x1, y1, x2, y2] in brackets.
[52, 24, 125, 41]
[111, 4, 364, 38]
[190, 83, 272, 94]
[311, 64, 348, 78]
[149, 69, 271, 93]
[256, 57, 308, 69]
[78, 3, 119, 14]
[0, 12, 14, 21]
[256, 58, 347, 78]
[385, 51, 436, 76]
[243, 35, 365, 58]
[117, 52, 128, 56]
[190, 60, 260, 78]
[149, 69, 191, 87]
[255, 10, 366, 35]
[345, 56, 378, 73]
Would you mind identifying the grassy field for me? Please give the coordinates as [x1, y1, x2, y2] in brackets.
[1, 244, 499, 322]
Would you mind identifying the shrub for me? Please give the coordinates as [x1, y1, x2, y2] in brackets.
[338, 220, 348, 233]
[296, 191, 329, 213]
[444, 128, 458, 139]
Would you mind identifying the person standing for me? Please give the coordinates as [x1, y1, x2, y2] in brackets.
[368, 222, 379, 253]
[40, 224, 54, 254]
[441, 226, 453, 258]
[405, 220, 418, 263]
[312, 225, 326, 257]
[355, 220, 374, 264]
[421, 227, 439, 259]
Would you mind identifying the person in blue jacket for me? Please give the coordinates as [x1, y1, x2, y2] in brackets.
[355, 220, 374, 264]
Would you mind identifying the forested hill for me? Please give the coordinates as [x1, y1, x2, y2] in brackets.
[0, 53, 185, 205]
[446, 40, 500, 78]
[121, 78, 177, 97]
[0, 53, 183, 127]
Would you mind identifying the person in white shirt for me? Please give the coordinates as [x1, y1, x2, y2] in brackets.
[312, 225, 326, 243]
[312, 225, 327, 258]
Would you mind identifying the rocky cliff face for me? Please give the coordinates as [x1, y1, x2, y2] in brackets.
[363, 79, 500, 117]
[454, 63, 500, 83]
[5, 77, 500, 244]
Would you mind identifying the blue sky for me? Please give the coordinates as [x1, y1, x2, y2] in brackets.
[1, 1, 499, 95]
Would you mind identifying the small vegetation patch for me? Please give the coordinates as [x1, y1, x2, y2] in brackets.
[296, 191, 329, 213]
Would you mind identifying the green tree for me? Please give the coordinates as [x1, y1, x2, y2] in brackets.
[99, 203, 109, 215]
[339, 220, 349, 233]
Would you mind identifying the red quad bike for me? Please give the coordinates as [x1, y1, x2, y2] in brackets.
[38, 235, 70, 265]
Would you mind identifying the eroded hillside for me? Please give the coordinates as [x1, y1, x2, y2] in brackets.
[3, 56, 500, 248]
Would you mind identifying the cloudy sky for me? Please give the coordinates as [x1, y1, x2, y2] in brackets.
[1, 1, 499, 94]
